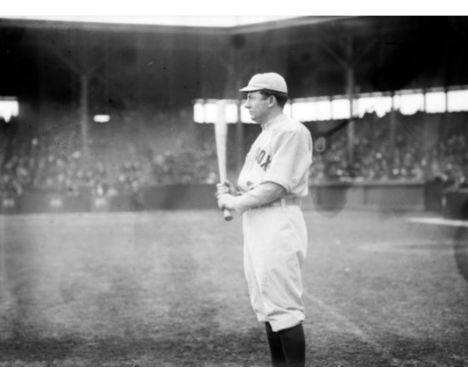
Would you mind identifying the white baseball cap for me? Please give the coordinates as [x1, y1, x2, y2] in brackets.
[239, 72, 288, 95]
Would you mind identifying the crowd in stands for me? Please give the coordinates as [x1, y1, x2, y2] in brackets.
[310, 112, 468, 188]
[147, 140, 218, 186]
[0, 134, 108, 198]
[0, 130, 219, 199]
[1, 111, 468, 199]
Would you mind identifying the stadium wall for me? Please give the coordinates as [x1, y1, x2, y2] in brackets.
[0, 181, 446, 215]
[309, 181, 427, 213]
[442, 188, 468, 220]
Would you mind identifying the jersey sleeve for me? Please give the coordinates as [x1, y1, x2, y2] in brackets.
[233, 182, 286, 212]
[262, 127, 312, 193]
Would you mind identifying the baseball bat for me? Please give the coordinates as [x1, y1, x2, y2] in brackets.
[215, 100, 233, 221]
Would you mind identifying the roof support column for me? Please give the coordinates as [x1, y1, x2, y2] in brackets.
[345, 37, 355, 172]
[80, 73, 89, 163]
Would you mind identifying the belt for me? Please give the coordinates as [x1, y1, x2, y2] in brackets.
[253, 198, 302, 209]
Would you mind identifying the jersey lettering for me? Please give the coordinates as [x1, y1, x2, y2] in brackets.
[255, 149, 265, 163]
[255, 148, 272, 171]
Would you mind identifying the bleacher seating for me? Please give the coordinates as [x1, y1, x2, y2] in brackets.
[1, 110, 468, 204]
[310, 111, 468, 188]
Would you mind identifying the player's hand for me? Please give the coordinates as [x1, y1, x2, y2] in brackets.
[216, 182, 229, 196]
[216, 180, 236, 196]
[217, 193, 237, 211]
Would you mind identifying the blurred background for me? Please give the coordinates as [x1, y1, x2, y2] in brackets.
[1, 15, 468, 216]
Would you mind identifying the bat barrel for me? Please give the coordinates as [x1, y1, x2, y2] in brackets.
[215, 100, 233, 222]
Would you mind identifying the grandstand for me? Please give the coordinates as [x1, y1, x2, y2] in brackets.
[1, 16, 468, 215]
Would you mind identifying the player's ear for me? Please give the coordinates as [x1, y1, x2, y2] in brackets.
[267, 95, 277, 108]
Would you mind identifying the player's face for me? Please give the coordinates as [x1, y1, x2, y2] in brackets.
[244, 91, 269, 123]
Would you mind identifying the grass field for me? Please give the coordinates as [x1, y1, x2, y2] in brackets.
[1, 207, 468, 367]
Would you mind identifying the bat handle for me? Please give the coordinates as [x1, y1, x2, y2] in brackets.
[223, 208, 233, 221]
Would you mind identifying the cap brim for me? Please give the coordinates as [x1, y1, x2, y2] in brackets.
[239, 86, 288, 95]
[239, 85, 261, 92]
[239, 87, 288, 97]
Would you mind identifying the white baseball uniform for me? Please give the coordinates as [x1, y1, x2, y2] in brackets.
[237, 113, 313, 332]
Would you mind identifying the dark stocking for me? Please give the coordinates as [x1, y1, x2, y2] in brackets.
[277, 323, 305, 367]
[265, 322, 286, 366]
[265, 322, 305, 367]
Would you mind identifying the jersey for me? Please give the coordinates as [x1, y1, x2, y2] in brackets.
[237, 113, 313, 198]
[237, 113, 313, 332]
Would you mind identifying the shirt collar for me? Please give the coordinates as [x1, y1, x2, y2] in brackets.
[261, 113, 287, 130]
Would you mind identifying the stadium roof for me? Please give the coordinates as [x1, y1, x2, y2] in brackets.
[0, 15, 346, 34]
[2, 15, 468, 104]
[3, 16, 295, 28]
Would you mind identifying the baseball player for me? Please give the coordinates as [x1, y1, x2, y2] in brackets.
[216, 72, 313, 367]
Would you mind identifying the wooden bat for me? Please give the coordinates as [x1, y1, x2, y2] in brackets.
[215, 100, 233, 221]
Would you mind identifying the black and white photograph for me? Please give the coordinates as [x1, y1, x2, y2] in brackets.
[1, 1, 468, 374]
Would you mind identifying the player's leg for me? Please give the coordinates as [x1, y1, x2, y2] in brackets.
[257, 207, 307, 366]
[244, 208, 307, 367]
[278, 323, 305, 367]
[265, 322, 286, 366]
